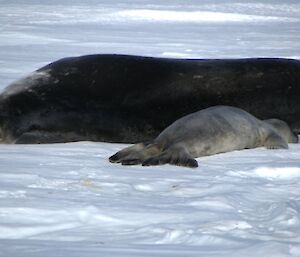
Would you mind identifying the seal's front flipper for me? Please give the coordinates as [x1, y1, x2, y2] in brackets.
[142, 146, 198, 168]
[264, 131, 288, 149]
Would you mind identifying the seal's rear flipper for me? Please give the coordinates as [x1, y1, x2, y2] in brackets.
[142, 146, 198, 168]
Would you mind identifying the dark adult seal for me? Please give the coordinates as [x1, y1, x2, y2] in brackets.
[109, 106, 298, 168]
[0, 54, 299, 144]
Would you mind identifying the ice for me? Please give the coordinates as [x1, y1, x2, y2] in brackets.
[1, 0, 300, 256]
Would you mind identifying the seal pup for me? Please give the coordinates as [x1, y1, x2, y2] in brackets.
[109, 106, 298, 168]
[1, 55, 300, 144]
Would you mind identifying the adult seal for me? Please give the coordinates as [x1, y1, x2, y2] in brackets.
[0, 54, 299, 144]
[109, 106, 299, 168]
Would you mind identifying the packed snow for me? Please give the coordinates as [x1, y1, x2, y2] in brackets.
[1, 1, 300, 256]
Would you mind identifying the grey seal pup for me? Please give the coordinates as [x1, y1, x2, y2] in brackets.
[109, 106, 298, 168]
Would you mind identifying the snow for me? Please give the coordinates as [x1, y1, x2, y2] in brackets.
[1, 1, 300, 256]
[1, 143, 300, 256]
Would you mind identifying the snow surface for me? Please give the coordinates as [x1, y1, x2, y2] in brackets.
[1, 1, 300, 256]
